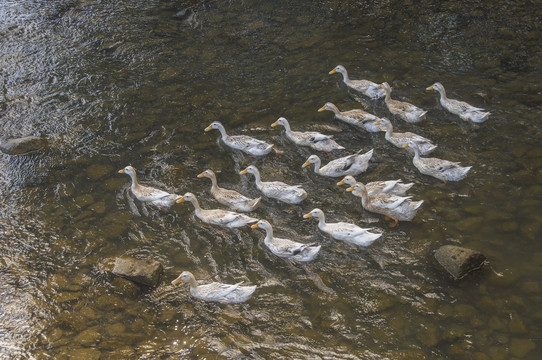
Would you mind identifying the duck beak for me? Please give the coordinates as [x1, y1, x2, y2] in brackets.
[402, 144, 410, 149]
[377, 84, 383, 89]
[302, 160, 311, 168]
[176, 197, 185, 203]
[373, 120, 381, 125]
[239, 169, 248, 175]
[197, 172, 205, 178]
[303, 213, 312, 219]
[336, 179, 345, 186]
[318, 106, 326, 112]
[171, 275, 183, 286]
[329, 68, 337, 74]
[271, 121, 279, 127]
[118, 169, 125, 174]
[426, 85, 434, 91]
[346, 186, 354, 192]
[250, 223, 259, 229]
[204, 125, 213, 132]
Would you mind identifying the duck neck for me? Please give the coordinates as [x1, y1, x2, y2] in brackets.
[250, 170, 263, 187]
[208, 174, 219, 192]
[328, 103, 340, 115]
[186, 274, 198, 289]
[411, 144, 421, 161]
[311, 158, 322, 174]
[188, 196, 202, 214]
[354, 187, 369, 206]
[215, 124, 228, 140]
[128, 172, 140, 191]
[340, 70, 350, 83]
[383, 86, 392, 102]
[262, 226, 274, 246]
[383, 120, 393, 140]
[316, 213, 326, 229]
[281, 121, 292, 136]
[437, 87, 448, 102]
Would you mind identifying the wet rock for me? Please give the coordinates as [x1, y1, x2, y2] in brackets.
[112, 256, 163, 287]
[68, 348, 101, 360]
[94, 294, 126, 311]
[509, 338, 535, 357]
[86, 164, 113, 181]
[110, 277, 141, 297]
[105, 323, 126, 337]
[74, 328, 101, 346]
[434, 245, 486, 279]
[0, 136, 48, 155]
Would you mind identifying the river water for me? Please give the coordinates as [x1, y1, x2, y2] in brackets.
[1, 0, 541, 359]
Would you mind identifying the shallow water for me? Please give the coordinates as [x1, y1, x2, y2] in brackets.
[1, 0, 542, 359]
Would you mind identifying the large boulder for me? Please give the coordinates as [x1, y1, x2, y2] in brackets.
[0, 136, 48, 155]
[434, 245, 486, 279]
[112, 256, 163, 287]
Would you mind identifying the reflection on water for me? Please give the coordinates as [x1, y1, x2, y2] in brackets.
[1, 0, 542, 358]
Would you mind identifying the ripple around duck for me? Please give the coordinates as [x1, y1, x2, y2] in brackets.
[1, 0, 542, 358]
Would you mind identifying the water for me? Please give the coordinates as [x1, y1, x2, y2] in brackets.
[1, 0, 541, 358]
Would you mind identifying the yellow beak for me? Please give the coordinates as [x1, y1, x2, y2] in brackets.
[302, 160, 311, 168]
[197, 172, 205, 178]
[250, 223, 259, 229]
[239, 169, 248, 175]
[426, 85, 434, 91]
[329, 68, 337, 75]
[171, 276, 182, 286]
[176, 197, 186, 203]
[346, 186, 354, 192]
[204, 125, 213, 132]
[303, 213, 312, 219]
[271, 121, 279, 127]
[336, 179, 345, 186]
[317, 106, 326, 112]
[377, 84, 383, 89]
[373, 120, 381, 125]
[402, 144, 410, 149]
[118, 169, 125, 174]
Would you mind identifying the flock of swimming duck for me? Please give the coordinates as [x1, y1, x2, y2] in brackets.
[118, 65, 489, 304]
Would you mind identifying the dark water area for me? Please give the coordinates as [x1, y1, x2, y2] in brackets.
[1, 0, 542, 359]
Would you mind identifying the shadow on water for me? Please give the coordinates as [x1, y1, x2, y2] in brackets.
[1, 0, 542, 358]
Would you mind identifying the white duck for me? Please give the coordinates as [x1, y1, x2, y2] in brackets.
[176, 192, 258, 228]
[374, 118, 437, 155]
[302, 149, 373, 177]
[378, 82, 427, 124]
[271, 117, 344, 152]
[337, 175, 413, 196]
[347, 183, 424, 224]
[329, 65, 386, 99]
[118, 166, 181, 208]
[303, 208, 382, 247]
[427, 82, 490, 124]
[197, 169, 261, 212]
[239, 165, 307, 204]
[205, 121, 274, 156]
[172, 271, 256, 304]
[251, 220, 321, 262]
[318, 102, 386, 132]
[403, 141, 472, 183]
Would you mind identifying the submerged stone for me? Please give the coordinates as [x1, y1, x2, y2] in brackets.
[0, 136, 48, 155]
[112, 256, 163, 287]
[434, 245, 486, 279]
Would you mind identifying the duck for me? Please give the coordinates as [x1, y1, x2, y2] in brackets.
[373, 118, 437, 155]
[378, 82, 427, 124]
[176, 192, 258, 228]
[171, 271, 256, 304]
[197, 169, 261, 212]
[346, 183, 424, 224]
[251, 220, 321, 262]
[239, 165, 307, 204]
[271, 117, 344, 152]
[426, 82, 490, 124]
[303, 208, 382, 247]
[118, 165, 181, 208]
[302, 149, 373, 177]
[337, 175, 414, 196]
[329, 65, 386, 99]
[204, 121, 274, 156]
[403, 141, 472, 183]
[318, 102, 387, 132]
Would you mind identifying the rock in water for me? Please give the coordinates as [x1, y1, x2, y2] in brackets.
[0, 136, 48, 155]
[434, 245, 486, 279]
[112, 256, 163, 287]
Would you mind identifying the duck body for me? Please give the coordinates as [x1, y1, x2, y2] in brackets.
[198, 170, 261, 212]
[427, 82, 490, 124]
[318, 102, 386, 132]
[378, 82, 426, 123]
[118, 166, 181, 208]
[240, 165, 307, 204]
[404, 141, 472, 183]
[337, 175, 413, 196]
[375, 118, 436, 155]
[177, 193, 258, 228]
[205, 121, 273, 156]
[172, 271, 256, 304]
[271, 117, 344, 152]
[251, 220, 320, 262]
[348, 183, 423, 222]
[304, 208, 381, 247]
[329, 65, 386, 99]
[302, 149, 373, 178]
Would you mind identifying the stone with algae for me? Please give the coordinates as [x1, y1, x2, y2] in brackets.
[434, 245, 486, 279]
[112, 256, 163, 287]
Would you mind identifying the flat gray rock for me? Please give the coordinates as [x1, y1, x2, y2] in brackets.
[0, 136, 48, 155]
[112, 256, 163, 287]
[434, 245, 486, 279]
